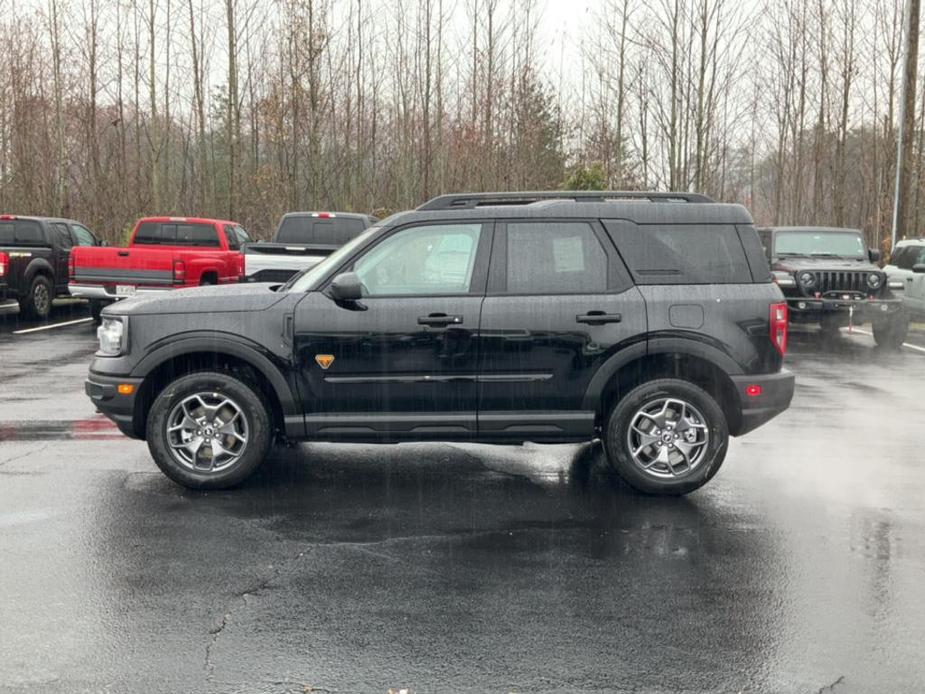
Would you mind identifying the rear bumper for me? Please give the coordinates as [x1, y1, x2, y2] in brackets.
[786, 296, 902, 321]
[85, 372, 144, 439]
[69, 283, 174, 301]
[729, 369, 795, 436]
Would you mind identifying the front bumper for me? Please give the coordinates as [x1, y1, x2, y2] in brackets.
[729, 369, 795, 436]
[69, 283, 173, 301]
[85, 372, 144, 439]
[786, 295, 902, 321]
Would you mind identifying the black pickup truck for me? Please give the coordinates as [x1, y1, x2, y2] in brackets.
[242, 212, 377, 283]
[0, 215, 101, 319]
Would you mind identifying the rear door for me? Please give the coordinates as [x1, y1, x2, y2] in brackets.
[476, 219, 647, 441]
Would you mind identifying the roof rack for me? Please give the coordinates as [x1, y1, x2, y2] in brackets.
[417, 190, 714, 211]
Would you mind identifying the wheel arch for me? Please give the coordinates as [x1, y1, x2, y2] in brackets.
[24, 258, 55, 285]
[130, 337, 300, 440]
[584, 339, 744, 435]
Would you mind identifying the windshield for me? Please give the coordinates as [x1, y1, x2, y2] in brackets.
[284, 225, 382, 292]
[775, 230, 865, 258]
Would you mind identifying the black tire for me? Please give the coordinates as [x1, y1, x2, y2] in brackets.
[603, 378, 729, 496]
[21, 274, 53, 320]
[89, 299, 106, 324]
[872, 312, 909, 349]
[146, 370, 272, 489]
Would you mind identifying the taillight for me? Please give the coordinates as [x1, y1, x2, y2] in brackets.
[173, 259, 186, 284]
[770, 302, 789, 356]
[237, 254, 245, 280]
[0, 251, 7, 277]
[68, 252, 75, 278]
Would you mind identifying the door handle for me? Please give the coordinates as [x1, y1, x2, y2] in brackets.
[117, 251, 129, 257]
[418, 313, 463, 326]
[576, 311, 622, 325]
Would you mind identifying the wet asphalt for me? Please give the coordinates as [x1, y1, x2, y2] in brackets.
[1, 300, 925, 693]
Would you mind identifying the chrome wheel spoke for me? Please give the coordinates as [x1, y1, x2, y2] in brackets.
[166, 392, 249, 473]
[626, 396, 710, 480]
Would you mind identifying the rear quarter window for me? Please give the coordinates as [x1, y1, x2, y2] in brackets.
[604, 221, 753, 285]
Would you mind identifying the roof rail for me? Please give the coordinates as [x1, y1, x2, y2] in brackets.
[417, 190, 714, 211]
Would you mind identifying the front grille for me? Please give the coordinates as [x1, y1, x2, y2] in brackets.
[801, 271, 879, 295]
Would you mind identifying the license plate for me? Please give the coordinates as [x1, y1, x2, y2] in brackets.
[115, 284, 137, 297]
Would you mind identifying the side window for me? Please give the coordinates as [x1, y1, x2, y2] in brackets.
[353, 223, 482, 296]
[605, 222, 752, 285]
[72, 224, 97, 246]
[223, 225, 240, 251]
[504, 221, 608, 294]
[52, 223, 73, 248]
[233, 226, 252, 245]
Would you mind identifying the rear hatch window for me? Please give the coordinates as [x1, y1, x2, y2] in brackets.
[134, 222, 220, 247]
[276, 217, 367, 245]
[0, 220, 45, 246]
[604, 221, 754, 284]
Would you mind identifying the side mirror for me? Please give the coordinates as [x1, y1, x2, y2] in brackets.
[98, 239, 109, 247]
[868, 248, 881, 263]
[913, 263, 925, 274]
[329, 272, 364, 302]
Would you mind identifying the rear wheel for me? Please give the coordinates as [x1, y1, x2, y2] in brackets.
[146, 371, 272, 489]
[21, 275, 53, 320]
[872, 312, 909, 349]
[603, 378, 728, 496]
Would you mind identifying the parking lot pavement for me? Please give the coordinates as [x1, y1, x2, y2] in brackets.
[2, 315, 925, 694]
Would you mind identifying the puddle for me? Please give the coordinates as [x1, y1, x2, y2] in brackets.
[0, 418, 124, 442]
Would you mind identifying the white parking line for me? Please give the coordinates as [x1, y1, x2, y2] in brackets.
[13, 318, 94, 335]
[849, 327, 925, 354]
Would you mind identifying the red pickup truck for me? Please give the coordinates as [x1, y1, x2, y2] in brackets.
[69, 217, 249, 319]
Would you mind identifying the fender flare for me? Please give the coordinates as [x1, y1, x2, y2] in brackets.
[24, 257, 55, 285]
[131, 333, 300, 416]
[581, 336, 743, 411]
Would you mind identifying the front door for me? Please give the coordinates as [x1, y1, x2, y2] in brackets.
[50, 222, 73, 292]
[293, 221, 491, 440]
[477, 220, 647, 441]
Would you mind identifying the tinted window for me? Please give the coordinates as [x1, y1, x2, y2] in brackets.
[892, 246, 925, 270]
[605, 222, 751, 284]
[504, 222, 607, 294]
[53, 223, 73, 248]
[353, 223, 482, 295]
[72, 224, 97, 246]
[233, 226, 251, 245]
[276, 216, 367, 245]
[134, 222, 164, 245]
[0, 221, 46, 246]
[133, 222, 218, 247]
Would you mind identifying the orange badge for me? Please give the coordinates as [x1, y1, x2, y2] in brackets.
[315, 354, 335, 369]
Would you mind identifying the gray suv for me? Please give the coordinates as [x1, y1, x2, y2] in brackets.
[85, 191, 795, 495]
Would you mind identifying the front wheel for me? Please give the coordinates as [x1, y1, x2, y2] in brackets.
[603, 379, 729, 496]
[872, 312, 909, 349]
[146, 371, 272, 489]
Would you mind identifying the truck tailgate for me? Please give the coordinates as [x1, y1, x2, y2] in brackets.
[70, 246, 177, 287]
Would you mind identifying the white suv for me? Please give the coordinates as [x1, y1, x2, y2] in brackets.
[884, 239, 925, 318]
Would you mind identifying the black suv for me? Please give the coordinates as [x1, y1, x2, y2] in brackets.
[86, 192, 794, 495]
[0, 215, 101, 319]
[758, 226, 908, 347]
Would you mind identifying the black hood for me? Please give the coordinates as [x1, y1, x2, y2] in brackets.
[105, 282, 288, 316]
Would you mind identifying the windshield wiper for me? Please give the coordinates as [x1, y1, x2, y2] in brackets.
[777, 252, 810, 257]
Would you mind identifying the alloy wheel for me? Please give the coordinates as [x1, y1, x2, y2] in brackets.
[165, 392, 249, 472]
[625, 397, 710, 479]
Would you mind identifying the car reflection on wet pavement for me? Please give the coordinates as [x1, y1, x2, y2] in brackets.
[1, 306, 924, 693]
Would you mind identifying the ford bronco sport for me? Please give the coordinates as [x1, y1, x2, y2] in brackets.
[85, 192, 795, 495]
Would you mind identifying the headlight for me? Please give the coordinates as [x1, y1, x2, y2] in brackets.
[867, 273, 883, 289]
[772, 271, 796, 287]
[97, 317, 127, 356]
[888, 279, 905, 290]
[798, 271, 816, 287]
